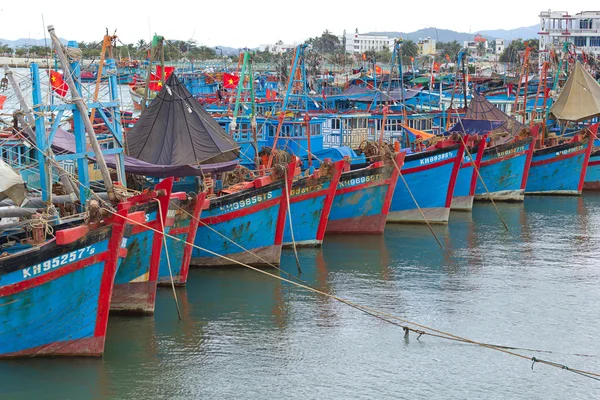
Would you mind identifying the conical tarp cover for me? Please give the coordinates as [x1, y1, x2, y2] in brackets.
[126, 73, 240, 165]
[550, 61, 600, 122]
[464, 91, 526, 136]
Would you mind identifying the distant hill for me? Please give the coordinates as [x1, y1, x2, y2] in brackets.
[479, 25, 539, 41]
[367, 24, 539, 43]
[0, 37, 70, 48]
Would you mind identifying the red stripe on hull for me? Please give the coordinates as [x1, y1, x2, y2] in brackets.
[403, 157, 455, 175]
[200, 198, 280, 224]
[110, 280, 157, 315]
[0, 253, 108, 297]
[481, 151, 527, 167]
[315, 161, 345, 241]
[325, 214, 387, 235]
[530, 148, 588, 167]
[579, 134, 595, 192]
[469, 134, 488, 196]
[177, 193, 206, 286]
[445, 142, 465, 208]
[0, 337, 105, 358]
[588, 160, 600, 167]
[94, 210, 128, 338]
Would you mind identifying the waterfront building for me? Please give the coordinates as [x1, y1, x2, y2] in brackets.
[341, 29, 395, 53]
[539, 10, 600, 54]
[418, 38, 437, 55]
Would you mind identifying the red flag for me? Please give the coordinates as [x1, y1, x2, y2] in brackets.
[156, 65, 175, 81]
[375, 65, 382, 74]
[545, 87, 551, 99]
[322, 88, 327, 101]
[49, 70, 68, 97]
[433, 62, 441, 72]
[223, 73, 239, 89]
[410, 57, 414, 63]
[362, 53, 367, 61]
[148, 73, 163, 91]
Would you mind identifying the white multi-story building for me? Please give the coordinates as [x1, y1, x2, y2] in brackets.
[539, 10, 600, 54]
[340, 29, 395, 53]
[495, 39, 505, 54]
[258, 42, 295, 54]
[418, 38, 436, 55]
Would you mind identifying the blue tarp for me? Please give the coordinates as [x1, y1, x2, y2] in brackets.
[448, 119, 505, 135]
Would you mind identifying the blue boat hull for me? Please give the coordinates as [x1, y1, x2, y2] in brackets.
[0, 217, 126, 358]
[475, 138, 533, 202]
[327, 154, 402, 234]
[191, 168, 294, 267]
[526, 137, 592, 195]
[388, 144, 463, 223]
[158, 193, 205, 285]
[283, 162, 343, 247]
[112, 180, 173, 314]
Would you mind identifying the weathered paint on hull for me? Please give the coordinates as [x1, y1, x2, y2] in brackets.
[450, 195, 474, 211]
[474, 189, 524, 202]
[327, 154, 404, 235]
[525, 136, 593, 195]
[112, 179, 173, 314]
[192, 164, 294, 267]
[387, 207, 450, 224]
[583, 148, 600, 190]
[110, 281, 157, 314]
[283, 161, 343, 247]
[475, 138, 534, 202]
[190, 244, 281, 267]
[0, 213, 127, 358]
[388, 145, 463, 224]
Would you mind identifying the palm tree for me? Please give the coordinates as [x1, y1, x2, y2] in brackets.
[136, 39, 147, 51]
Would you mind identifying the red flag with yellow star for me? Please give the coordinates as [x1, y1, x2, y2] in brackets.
[148, 73, 163, 91]
[156, 66, 175, 81]
[223, 73, 239, 89]
[49, 70, 68, 97]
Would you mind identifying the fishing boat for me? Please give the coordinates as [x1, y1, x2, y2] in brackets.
[283, 159, 344, 247]
[525, 130, 594, 195]
[157, 192, 207, 285]
[545, 62, 600, 193]
[192, 162, 295, 266]
[326, 152, 404, 234]
[0, 206, 129, 357]
[449, 92, 535, 202]
[388, 138, 464, 223]
[111, 179, 173, 314]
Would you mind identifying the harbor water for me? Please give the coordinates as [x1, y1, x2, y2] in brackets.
[1, 194, 600, 398]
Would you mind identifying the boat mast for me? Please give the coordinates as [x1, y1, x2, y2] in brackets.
[48, 25, 117, 202]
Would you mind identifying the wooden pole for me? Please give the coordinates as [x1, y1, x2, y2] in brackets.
[89, 35, 111, 124]
[304, 113, 312, 169]
[48, 25, 117, 202]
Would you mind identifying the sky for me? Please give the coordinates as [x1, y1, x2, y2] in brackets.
[0, 0, 598, 48]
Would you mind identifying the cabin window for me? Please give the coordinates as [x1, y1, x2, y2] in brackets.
[580, 19, 593, 30]
[310, 124, 322, 136]
[331, 119, 341, 130]
[573, 36, 587, 47]
[590, 37, 600, 47]
[268, 126, 276, 137]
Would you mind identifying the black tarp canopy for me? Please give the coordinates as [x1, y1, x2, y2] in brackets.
[51, 129, 237, 178]
[462, 91, 526, 136]
[125, 73, 240, 165]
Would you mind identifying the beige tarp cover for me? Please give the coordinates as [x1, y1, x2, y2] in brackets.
[550, 61, 600, 122]
[0, 159, 27, 206]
